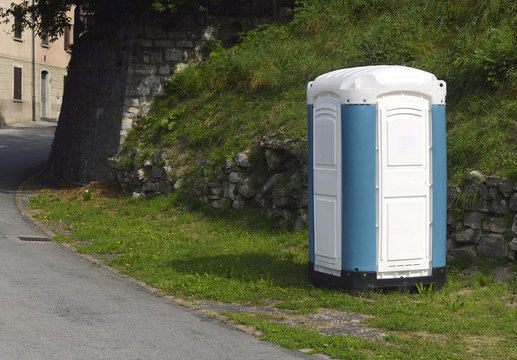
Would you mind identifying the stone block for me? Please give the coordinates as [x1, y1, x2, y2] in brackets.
[153, 39, 176, 48]
[133, 39, 154, 48]
[208, 184, 223, 196]
[448, 245, 477, 260]
[158, 64, 170, 75]
[294, 210, 308, 229]
[229, 171, 243, 184]
[201, 27, 215, 41]
[486, 175, 500, 187]
[145, 26, 167, 39]
[447, 212, 456, 225]
[176, 39, 194, 48]
[447, 185, 461, 201]
[509, 193, 517, 212]
[478, 234, 507, 260]
[174, 63, 188, 72]
[261, 173, 282, 196]
[158, 181, 171, 193]
[288, 173, 302, 190]
[446, 237, 458, 250]
[488, 187, 500, 200]
[238, 178, 256, 199]
[132, 65, 156, 76]
[513, 214, 517, 234]
[272, 188, 293, 208]
[265, 149, 283, 171]
[490, 199, 509, 215]
[121, 117, 134, 130]
[232, 200, 245, 210]
[142, 181, 160, 193]
[174, 179, 183, 190]
[124, 97, 140, 107]
[466, 170, 486, 183]
[223, 182, 236, 199]
[224, 160, 233, 171]
[463, 212, 483, 229]
[252, 193, 267, 208]
[455, 228, 475, 243]
[137, 169, 145, 181]
[234, 153, 250, 168]
[193, 181, 208, 196]
[132, 192, 145, 199]
[509, 237, 517, 251]
[498, 180, 513, 195]
[484, 217, 507, 234]
[165, 48, 184, 62]
[210, 199, 225, 209]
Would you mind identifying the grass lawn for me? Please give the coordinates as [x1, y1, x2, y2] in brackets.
[29, 182, 517, 360]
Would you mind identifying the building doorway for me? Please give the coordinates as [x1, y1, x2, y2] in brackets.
[40, 70, 50, 120]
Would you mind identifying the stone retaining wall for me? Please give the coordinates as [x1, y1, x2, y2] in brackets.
[112, 146, 517, 263]
[49, 12, 271, 183]
[112, 138, 309, 228]
[447, 170, 517, 263]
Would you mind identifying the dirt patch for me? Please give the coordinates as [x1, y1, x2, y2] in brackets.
[194, 301, 385, 341]
[277, 309, 385, 340]
[492, 266, 516, 282]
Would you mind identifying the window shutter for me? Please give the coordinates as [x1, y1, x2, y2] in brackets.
[14, 67, 22, 100]
[64, 26, 71, 51]
[13, 15, 23, 39]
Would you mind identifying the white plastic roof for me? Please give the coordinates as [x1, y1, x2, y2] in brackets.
[307, 65, 446, 105]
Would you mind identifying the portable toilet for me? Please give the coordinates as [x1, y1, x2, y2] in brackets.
[307, 65, 447, 290]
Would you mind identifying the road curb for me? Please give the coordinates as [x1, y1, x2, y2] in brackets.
[15, 174, 175, 295]
[15, 176, 321, 358]
[14, 174, 272, 339]
[15, 174, 56, 239]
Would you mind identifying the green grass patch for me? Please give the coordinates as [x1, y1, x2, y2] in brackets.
[29, 186, 517, 359]
[122, 0, 517, 183]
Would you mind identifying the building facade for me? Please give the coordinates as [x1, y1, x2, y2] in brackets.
[0, 0, 73, 126]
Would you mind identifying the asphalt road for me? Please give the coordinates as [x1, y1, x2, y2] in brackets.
[0, 125, 308, 360]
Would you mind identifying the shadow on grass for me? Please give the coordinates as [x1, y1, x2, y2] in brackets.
[167, 252, 311, 289]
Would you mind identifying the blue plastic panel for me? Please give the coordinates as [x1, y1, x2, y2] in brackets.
[432, 105, 447, 268]
[341, 105, 377, 272]
[308, 105, 315, 263]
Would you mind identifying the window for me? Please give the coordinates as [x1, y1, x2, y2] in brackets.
[13, 67, 22, 101]
[13, 14, 23, 40]
[64, 25, 72, 51]
[41, 32, 49, 47]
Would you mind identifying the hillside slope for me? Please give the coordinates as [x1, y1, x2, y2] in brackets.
[122, 0, 517, 184]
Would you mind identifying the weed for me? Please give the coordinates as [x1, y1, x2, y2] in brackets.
[416, 282, 437, 298]
[442, 297, 465, 312]
[83, 190, 92, 201]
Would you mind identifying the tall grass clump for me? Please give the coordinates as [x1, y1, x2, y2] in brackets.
[124, 0, 517, 183]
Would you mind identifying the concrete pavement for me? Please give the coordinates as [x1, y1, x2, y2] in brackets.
[0, 124, 309, 359]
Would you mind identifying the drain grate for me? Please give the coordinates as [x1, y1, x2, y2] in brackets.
[18, 236, 51, 242]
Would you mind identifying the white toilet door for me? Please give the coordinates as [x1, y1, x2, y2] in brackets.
[377, 94, 432, 277]
[313, 95, 341, 275]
